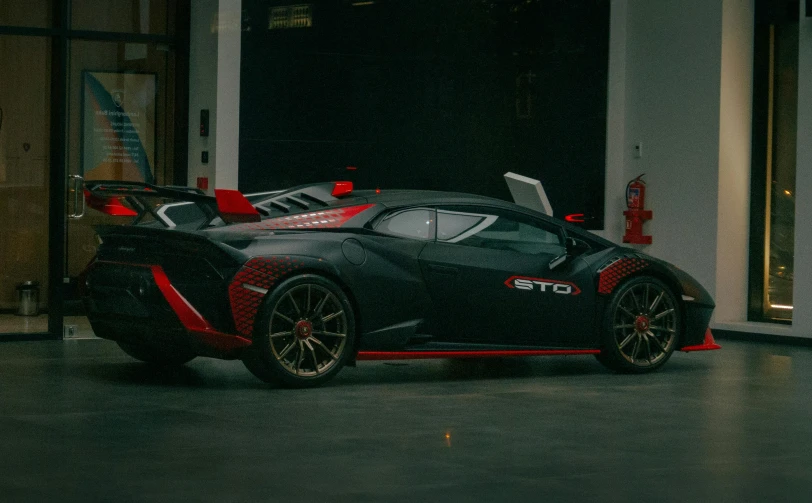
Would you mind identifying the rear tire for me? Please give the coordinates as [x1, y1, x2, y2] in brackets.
[242, 274, 355, 388]
[596, 276, 680, 373]
[117, 342, 196, 366]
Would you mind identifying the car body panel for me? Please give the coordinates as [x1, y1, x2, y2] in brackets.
[83, 184, 718, 370]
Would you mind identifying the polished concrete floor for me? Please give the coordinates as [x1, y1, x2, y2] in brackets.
[1, 338, 811, 502]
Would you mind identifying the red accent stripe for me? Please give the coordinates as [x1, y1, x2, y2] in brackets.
[356, 349, 601, 360]
[151, 265, 212, 333]
[92, 261, 251, 352]
[681, 329, 721, 352]
[215, 189, 261, 223]
[150, 265, 252, 351]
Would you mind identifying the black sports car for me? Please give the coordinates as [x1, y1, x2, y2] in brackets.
[82, 180, 719, 387]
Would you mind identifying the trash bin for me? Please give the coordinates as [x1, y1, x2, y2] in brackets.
[16, 281, 39, 316]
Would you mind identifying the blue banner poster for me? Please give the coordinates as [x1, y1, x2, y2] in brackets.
[82, 71, 156, 183]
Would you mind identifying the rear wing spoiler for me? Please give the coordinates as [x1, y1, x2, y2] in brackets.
[84, 180, 355, 229]
[84, 180, 260, 228]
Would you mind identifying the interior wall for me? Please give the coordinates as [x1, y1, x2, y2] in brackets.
[187, 0, 218, 194]
[791, 2, 812, 337]
[214, 0, 240, 190]
[606, 0, 805, 336]
[715, 0, 754, 324]
[619, 0, 724, 297]
[595, 0, 628, 243]
[187, 0, 241, 193]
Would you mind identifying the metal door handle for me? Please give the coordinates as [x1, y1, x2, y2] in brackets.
[427, 264, 458, 276]
[68, 174, 85, 219]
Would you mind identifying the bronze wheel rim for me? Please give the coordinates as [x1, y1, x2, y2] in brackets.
[612, 282, 677, 366]
[268, 284, 348, 377]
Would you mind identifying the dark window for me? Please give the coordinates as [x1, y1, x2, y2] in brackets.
[238, 0, 610, 229]
[436, 208, 562, 255]
[375, 208, 435, 240]
[749, 1, 798, 323]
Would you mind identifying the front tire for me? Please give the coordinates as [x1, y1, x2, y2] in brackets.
[117, 342, 196, 366]
[243, 274, 355, 388]
[596, 276, 680, 373]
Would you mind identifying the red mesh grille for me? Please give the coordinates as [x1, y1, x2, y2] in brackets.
[597, 257, 649, 295]
[228, 257, 304, 338]
[237, 204, 375, 231]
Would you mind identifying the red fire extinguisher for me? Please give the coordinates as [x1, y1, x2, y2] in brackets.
[622, 174, 652, 244]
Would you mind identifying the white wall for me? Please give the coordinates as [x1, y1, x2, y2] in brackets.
[606, 0, 724, 295]
[187, 0, 218, 194]
[187, 0, 241, 194]
[715, 0, 754, 324]
[791, 2, 812, 337]
[214, 0, 242, 190]
[603, 0, 801, 337]
[597, 0, 628, 243]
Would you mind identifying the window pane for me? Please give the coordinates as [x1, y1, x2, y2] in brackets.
[71, 0, 169, 34]
[437, 212, 484, 241]
[0, 0, 52, 28]
[377, 209, 434, 240]
[0, 35, 51, 333]
[437, 209, 561, 254]
[66, 39, 175, 280]
[765, 23, 797, 321]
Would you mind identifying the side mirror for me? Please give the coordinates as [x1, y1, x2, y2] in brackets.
[567, 236, 590, 256]
[549, 237, 589, 270]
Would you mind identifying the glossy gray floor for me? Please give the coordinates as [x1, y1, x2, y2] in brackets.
[1, 338, 811, 502]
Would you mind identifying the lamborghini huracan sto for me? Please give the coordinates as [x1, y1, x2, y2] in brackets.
[82, 180, 720, 387]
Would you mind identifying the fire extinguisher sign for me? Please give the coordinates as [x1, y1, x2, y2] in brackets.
[628, 187, 640, 209]
[622, 174, 652, 245]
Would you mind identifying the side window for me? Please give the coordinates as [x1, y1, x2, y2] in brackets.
[375, 208, 435, 240]
[436, 208, 563, 255]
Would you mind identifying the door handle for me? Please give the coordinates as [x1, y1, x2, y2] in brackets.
[427, 264, 459, 276]
[68, 174, 85, 219]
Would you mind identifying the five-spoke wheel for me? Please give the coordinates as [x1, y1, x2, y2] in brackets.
[597, 276, 680, 373]
[243, 274, 355, 388]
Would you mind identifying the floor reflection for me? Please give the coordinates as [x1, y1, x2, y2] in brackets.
[0, 315, 96, 337]
[0, 314, 48, 333]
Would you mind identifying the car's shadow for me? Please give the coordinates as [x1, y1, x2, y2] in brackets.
[336, 355, 710, 386]
[73, 360, 268, 389]
[73, 352, 712, 390]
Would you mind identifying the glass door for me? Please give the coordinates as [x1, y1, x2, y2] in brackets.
[0, 34, 52, 335]
[63, 38, 177, 337]
[0, 0, 184, 338]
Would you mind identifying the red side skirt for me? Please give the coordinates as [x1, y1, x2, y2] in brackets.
[356, 349, 601, 361]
